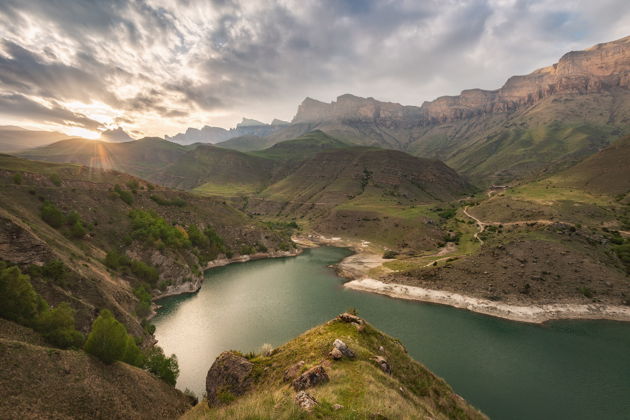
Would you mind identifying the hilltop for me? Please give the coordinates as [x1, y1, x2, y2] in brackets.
[183, 313, 486, 420]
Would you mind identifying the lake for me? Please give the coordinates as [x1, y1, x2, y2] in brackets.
[153, 247, 630, 419]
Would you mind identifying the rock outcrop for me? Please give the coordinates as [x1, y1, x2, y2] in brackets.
[292, 36, 630, 125]
[294, 391, 318, 411]
[205, 351, 254, 407]
[292, 365, 329, 391]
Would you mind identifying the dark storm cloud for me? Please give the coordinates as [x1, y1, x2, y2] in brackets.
[0, 0, 628, 135]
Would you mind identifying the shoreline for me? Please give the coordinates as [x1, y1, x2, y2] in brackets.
[344, 278, 630, 324]
[148, 248, 303, 318]
[327, 237, 630, 324]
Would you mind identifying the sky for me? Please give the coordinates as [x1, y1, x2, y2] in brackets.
[0, 0, 629, 139]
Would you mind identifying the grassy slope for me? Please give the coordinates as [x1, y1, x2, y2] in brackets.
[18, 137, 190, 180]
[182, 315, 486, 420]
[548, 135, 630, 195]
[246, 147, 474, 249]
[0, 319, 191, 420]
[0, 155, 292, 335]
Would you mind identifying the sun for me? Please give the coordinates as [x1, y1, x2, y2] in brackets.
[63, 127, 101, 140]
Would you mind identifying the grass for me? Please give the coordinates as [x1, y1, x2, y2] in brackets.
[181, 316, 486, 420]
[192, 182, 261, 197]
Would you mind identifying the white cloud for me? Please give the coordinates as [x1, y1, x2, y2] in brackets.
[0, 0, 628, 137]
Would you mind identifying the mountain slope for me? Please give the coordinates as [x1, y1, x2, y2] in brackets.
[221, 35, 630, 185]
[259, 147, 473, 206]
[0, 318, 191, 420]
[18, 137, 190, 180]
[0, 154, 294, 335]
[0, 126, 68, 153]
[183, 313, 486, 420]
[549, 135, 630, 195]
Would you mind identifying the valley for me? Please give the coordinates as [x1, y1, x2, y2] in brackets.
[1, 26, 630, 420]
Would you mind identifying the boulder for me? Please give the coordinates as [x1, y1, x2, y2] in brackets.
[283, 360, 305, 382]
[338, 312, 364, 325]
[371, 356, 391, 374]
[292, 365, 329, 391]
[295, 391, 318, 411]
[332, 339, 355, 359]
[329, 347, 343, 360]
[206, 351, 254, 407]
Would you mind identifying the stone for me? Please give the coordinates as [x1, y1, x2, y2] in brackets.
[283, 360, 305, 382]
[294, 391, 318, 411]
[292, 365, 329, 391]
[332, 339, 355, 359]
[333, 403, 344, 411]
[329, 347, 343, 360]
[371, 356, 391, 374]
[338, 312, 364, 325]
[206, 351, 254, 407]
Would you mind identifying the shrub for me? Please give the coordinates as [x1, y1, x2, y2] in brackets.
[130, 260, 159, 285]
[84, 309, 130, 364]
[41, 259, 67, 284]
[134, 285, 153, 318]
[36, 302, 84, 349]
[69, 220, 87, 238]
[12, 173, 22, 184]
[122, 334, 144, 367]
[114, 185, 134, 205]
[383, 250, 397, 259]
[49, 173, 62, 186]
[145, 346, 179, 386]
[128, 210, 190, 248]
[150, 195, 186, 207]
[41, 201, 65, 228]
[187, 225, 209, 248]
[0, 262, 46, 324]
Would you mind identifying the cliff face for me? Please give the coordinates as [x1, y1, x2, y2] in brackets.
[292, 36, 630, 125]
[422, 36, 630, 122]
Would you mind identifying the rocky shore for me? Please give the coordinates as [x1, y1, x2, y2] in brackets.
[344, 278, 630, 324]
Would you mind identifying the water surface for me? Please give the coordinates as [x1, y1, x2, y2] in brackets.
[153, 247, 630, 419]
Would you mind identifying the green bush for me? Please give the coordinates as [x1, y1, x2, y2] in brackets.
[84, 309, 130, 364]
[41, 201, 66, 228]
[150, 195, 186, 207]
[49, 173, 62, 186]
[130, 260, 158, 284]
[128, 210, 189, 248]
[114, 185, 134, 205]
[383, 250, 397, 259]
[0, 262, 46, 324]
[187, 225, 209, 248]
[122, 335, 144, 367]
[145, 346, 179, 386]
[69, 220, 87, 238]
[134, 285, 152, 318]
[12, 173, 22, 184]
[41, 259, 68, 284]
[36, 302, 84, 348]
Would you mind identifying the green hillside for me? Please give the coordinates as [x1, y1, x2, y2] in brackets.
[548, 135, 630, 195]
[183, 313, 486, 420]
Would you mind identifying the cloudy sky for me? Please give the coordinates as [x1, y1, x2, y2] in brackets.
[0, 0, 629, 139]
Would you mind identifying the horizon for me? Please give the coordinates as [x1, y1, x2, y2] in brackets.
[1, 1, 629, 140]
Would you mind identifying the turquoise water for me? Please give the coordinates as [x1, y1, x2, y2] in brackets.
[153, 247, 630, 419]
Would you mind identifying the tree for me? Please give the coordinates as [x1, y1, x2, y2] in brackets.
[122, 335, 144, 367]
[36, 302, 84, 348]
[0, 262, 46, 324]
[145, 346, 179, 386]
[84, 309, 129, 364]
[41, 201, 65, 228]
